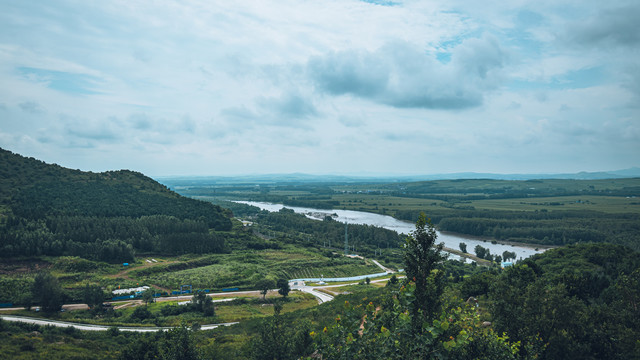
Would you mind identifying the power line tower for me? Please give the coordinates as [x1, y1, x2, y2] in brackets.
[344, 222, 348, 255]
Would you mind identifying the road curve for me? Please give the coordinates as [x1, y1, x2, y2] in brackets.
[0, 315, 237, 332]
[298, 287, 334, 304]
[1, 258, 396, 331]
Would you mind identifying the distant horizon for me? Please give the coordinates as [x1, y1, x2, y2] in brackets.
[4, 145, 640, 181]
[153, 167, 640, 179]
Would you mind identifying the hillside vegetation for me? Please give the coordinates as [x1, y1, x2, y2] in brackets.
[0, 148, 232, 262]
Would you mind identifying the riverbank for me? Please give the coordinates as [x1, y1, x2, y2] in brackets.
[237, 201, 545, 260]
[442, 246, 492, 265]
[439, 230, 557, 251]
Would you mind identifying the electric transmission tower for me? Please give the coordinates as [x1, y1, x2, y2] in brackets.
[344, 222, 348, 255]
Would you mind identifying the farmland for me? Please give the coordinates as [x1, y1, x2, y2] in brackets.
[167, 177, 640, 251]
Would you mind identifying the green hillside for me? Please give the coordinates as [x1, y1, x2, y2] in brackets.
[0, 148, 232, 262]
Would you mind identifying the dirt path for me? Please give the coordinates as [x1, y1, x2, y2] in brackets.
[108, 259, 175, 293]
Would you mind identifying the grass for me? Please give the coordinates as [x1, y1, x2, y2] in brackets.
[325, 194, 640, 215]
[0, 245, 380, 305]
[3, 291, 317, 328]
[214, 292, 317, 323]
[468, 195, 640, 213]
[139, 248, 381, 290]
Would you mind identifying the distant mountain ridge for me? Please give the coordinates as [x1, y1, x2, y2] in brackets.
[156, 167, 640, 186]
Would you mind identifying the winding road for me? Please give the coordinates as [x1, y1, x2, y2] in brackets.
[0, 314, 237, 332]
[1, 258, 397, 331]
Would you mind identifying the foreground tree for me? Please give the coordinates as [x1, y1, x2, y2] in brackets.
[403, 212, 446, 329]
[253, 303, 313, 360]
[160, 323, 202, 360]
[119, 323, 201, 360]
[314, 213, 521, 359]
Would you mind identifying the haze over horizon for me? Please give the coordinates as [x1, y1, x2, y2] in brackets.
[1, 1, 638, 177]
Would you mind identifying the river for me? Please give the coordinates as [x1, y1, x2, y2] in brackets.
[237, 201, 544, 261]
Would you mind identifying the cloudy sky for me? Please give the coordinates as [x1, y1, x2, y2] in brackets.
[1, 0, 638, 176]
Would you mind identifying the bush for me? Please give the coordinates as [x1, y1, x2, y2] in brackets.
[130, 306, 153, 321]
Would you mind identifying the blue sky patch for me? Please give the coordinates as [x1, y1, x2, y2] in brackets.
[508, 66, 606, 90]
[359, 0, 399, 6]
[18, 67, 101, 95]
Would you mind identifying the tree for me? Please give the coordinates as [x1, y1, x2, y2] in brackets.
[402, 212, 446, 330]
[252, 303, 289, 360]
[191, 290, 214, 316]
[142, 288, 155, 306]
[502, 251, 516, 262]
[474, 245, 486, 259]
[130, 306, 152, 321]
[277, 278, 290, 298]
[83, 284, 105, 310]
[118, 333, 160, 360]
[459, 242, 467, 253]
[252, 304, 313, 360]
[483, 249, 493, 261]
[32, 272, 63, 312]
[160, 323, 202, 360]
[387, 274, 398, 286]
[256, 279, 276, 301]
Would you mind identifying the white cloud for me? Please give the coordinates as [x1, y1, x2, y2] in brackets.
[0, 0, 637, 175]
[308, 35, 507, 109]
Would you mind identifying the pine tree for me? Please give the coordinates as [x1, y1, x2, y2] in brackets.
[403, 212, 446, 331]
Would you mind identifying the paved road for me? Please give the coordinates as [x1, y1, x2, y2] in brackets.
[0, 315, 237, 332]
[297, 286, 334, 303]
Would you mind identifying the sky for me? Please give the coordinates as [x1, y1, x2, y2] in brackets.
[0, 0, 638, 177]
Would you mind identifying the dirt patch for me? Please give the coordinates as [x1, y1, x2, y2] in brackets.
[0, 259, 52, 275]
[108, 259, 175, 293]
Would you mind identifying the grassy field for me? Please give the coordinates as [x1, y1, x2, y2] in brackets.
[139, 248, 381, 290]
[184, 177, 640, 251]
[214, 291, 318, 323]
[3, 290, 318, 327]
[0, 246, 381, 305]
[468, 195, 640, 213]
[319, 193, 640, 215]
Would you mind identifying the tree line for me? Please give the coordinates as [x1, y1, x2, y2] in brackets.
[255, 208, 404, 253]
[392, 208, 640, 251]
[0, 215, 225, 262]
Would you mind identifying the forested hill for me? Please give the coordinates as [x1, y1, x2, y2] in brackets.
[0, 147, 176, 204]
[0, 148, 232, 262]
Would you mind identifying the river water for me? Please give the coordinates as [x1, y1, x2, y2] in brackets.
[237, 201, 544, 261]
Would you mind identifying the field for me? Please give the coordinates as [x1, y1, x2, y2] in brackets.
[2, 290, 319, 327]
[323, 194, 640, 215]
[175, 177, 640, 251]
[0, 245, 381, 305]
[136, 249, 381, 290]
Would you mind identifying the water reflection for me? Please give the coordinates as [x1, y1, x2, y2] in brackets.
[237, 201, 545, 261]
